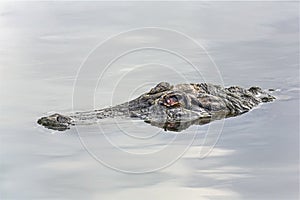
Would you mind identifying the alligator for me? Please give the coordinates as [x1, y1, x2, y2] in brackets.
[37, 82, 275, 132]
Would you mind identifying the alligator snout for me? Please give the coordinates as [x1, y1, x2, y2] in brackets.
[37, 113, 73, 131]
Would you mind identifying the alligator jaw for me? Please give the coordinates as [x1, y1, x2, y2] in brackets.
[37, 113, 73, 131]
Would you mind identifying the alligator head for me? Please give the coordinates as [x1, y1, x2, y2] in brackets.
[37, 82, 274, 132]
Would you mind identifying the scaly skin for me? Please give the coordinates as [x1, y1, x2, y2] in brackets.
[37, 82, 275, 132]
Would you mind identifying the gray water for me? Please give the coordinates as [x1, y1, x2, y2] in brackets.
[0, 2, 299, 199]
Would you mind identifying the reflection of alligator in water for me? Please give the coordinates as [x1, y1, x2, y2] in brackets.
[37, 82, 275, 132]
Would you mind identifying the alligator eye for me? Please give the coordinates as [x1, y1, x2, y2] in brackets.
[164, 95, 180, 107]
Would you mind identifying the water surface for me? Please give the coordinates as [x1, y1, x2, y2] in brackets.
[0, 2, 299, 199]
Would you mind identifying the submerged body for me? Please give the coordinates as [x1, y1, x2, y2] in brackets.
[37, 82, 275, 131]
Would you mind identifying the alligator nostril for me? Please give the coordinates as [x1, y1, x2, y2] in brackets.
[57, 115, 66, 123]
[56, 115, 66, 123]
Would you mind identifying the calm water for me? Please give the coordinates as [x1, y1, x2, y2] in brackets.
[0, 2, 299, 199]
